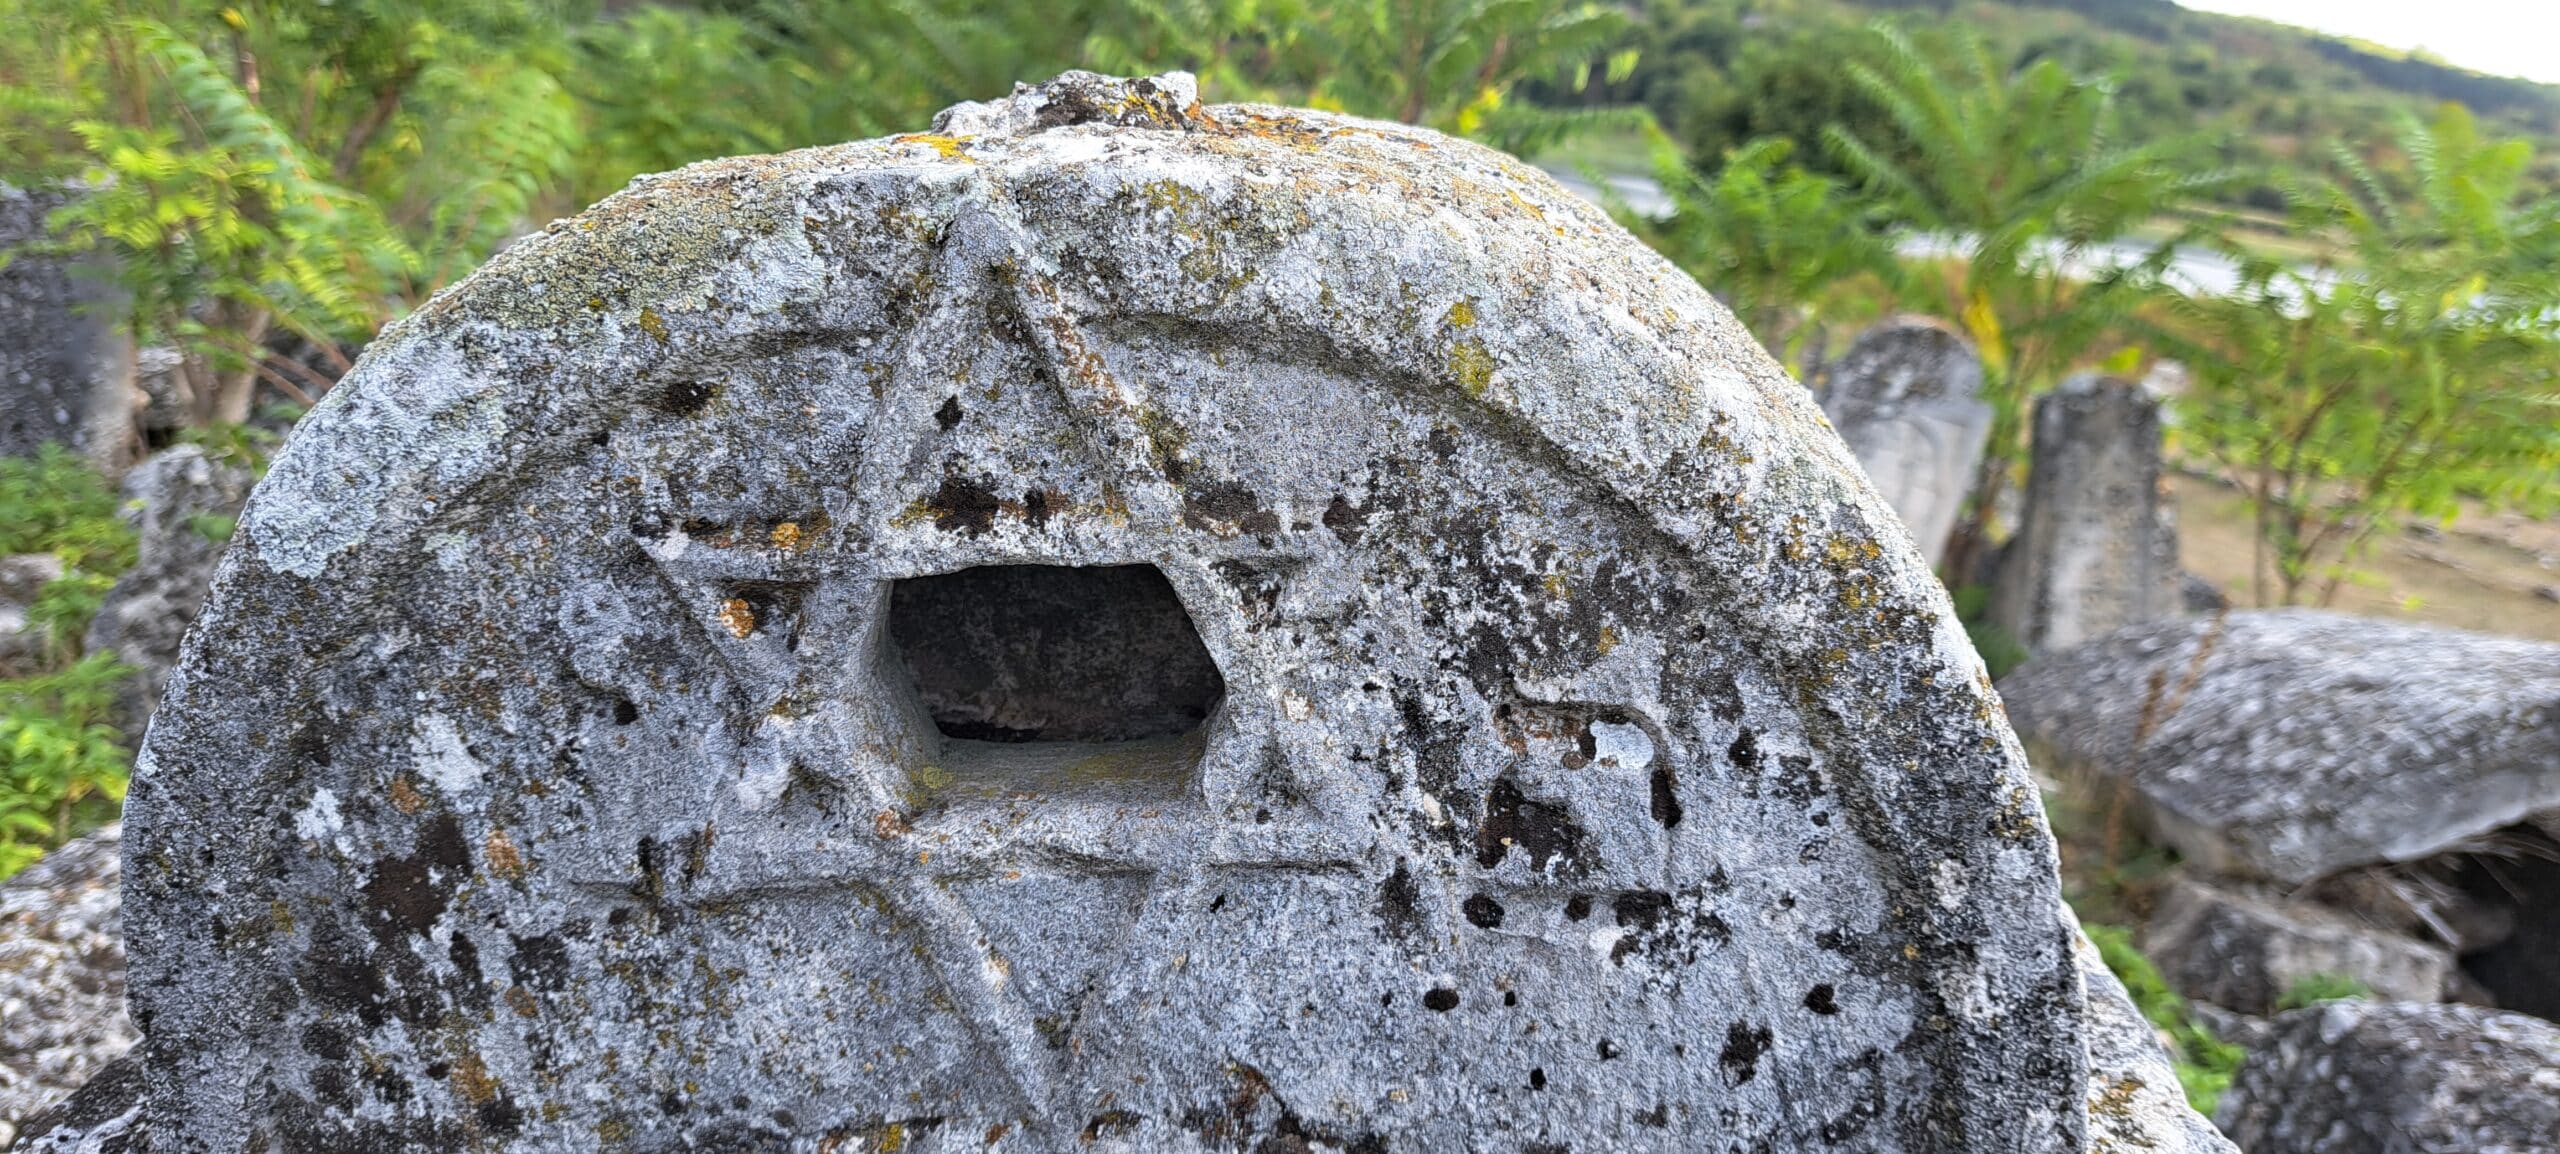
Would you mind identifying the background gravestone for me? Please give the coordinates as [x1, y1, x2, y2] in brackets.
[0, 184, 135, 471]
[80, 445, 257, 731]
[1815, 316, 1993, 569]
[1990, 373, 2183, 654]
[121, 73, 2221, 1153]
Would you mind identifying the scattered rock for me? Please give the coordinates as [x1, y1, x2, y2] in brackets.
[0, 554, 64, 677]
[1990, 373, 2183, 654]
[123, 72, 2218, 1152]
[0, 825, 133, 1143]
[0, 184, 135, 472]
[1815, 315, 1994, 568]
[2140, 873, 2453, 1015]
[1999, 610, 2560, 886]
[81, 445, 254, 729]
[2216, 1000, 2560, 1153]
[7, 1055, 143, 1154]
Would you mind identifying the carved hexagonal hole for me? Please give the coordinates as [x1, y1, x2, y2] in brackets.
[886, 564, 1224, 798]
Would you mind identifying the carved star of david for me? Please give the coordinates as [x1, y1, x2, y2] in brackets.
[573, 211, 1385, 1139]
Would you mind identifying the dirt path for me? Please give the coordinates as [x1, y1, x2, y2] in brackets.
[2172, 474, 2560, 643]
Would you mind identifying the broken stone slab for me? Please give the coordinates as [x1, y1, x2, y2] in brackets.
[0, 825, 134, 1147]
[80, 445, 255, 731]
[1999, 609, 2560, 886]
[124, 71, 2220, 1152]
[0, 185, 135, 473]
[1990, 374, 2183, 654]
[2215, 1000, 2560, 1154]
[1816, 316, 1993, 569]
[2140, 873, 2453, 1015]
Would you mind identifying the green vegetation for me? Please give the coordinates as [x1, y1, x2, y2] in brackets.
[2084, 922, 2248, 1114]
[0, 449, 136, 878]
[2274, 972, 2372, 1012]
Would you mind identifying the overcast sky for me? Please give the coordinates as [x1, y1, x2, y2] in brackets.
[2175, 2, 2560, 85]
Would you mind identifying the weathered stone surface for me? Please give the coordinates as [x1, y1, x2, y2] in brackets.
[0, 554, 65, 677]
[1999, 610, 2560, 885]
[2216, 1000, 2560, 1154]
[1816, 316, 1993, 569]
[2072, 928, 2236, 1154]
[0, 185, 134, 471]
[1990, 374, 2181, 653]
[126, 72, 2217, 1152]
[8, 1055, 144, 1154]
[80, 446, 254, 730]
[2140, 874, 2452, 1015]
[0, 825, 134, 1148]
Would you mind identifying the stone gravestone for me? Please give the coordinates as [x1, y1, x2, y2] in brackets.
[0, 184, 134, 470]
[1815, 316, 1993, 570]
[1990, 373, 2182, 654]
[118, 73, 2221, 1153]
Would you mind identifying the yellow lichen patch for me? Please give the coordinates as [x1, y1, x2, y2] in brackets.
[1596, 626, 1621, 656]
[507, 986, 541, 1019]
[891, 133, 974, 161]
[485, 828, 527, 880]
[1449, 339, 1496, 397]
[717, 597, 757, 639]
[637, 306, 670, 343]
[1541, 572, 1570, 599]
[768, 521, 803, 550]
[450, 1053, 499, 1105]
[388, 776, 425, 815]
[1444, 298, 1478, 329]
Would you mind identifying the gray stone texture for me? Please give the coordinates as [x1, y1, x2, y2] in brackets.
[124, 73, 2219, 1152]
[1998, 609, 2560, 885]
[0, 554, 65, 678]
[2215, 1000, 2560, 1154]
[1816, 316, 1994, 570]
[80, 445, 255, 731]
[0, 825, 134, 1149]
[0, 185, 134, 471]
[1990, 374, 2182, 654]
[2139, 874, 2452, 1015]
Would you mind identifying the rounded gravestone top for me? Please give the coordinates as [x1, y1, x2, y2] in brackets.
[128, 73, 2199, 1153]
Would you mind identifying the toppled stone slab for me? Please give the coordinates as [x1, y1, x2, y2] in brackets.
[2141, 874, 2452, 1015]
[125, 71, 2219, 1153]
[81, 445, 255, 729]
[2216, 1000, 2560, 1154]
[1999, 610, 2560, 885]
[0, 825, 133, 1147]
[1816, 316, 1993, 569]
[1990, 374, 2182, 654]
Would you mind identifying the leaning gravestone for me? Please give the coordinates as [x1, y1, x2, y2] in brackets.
[119, 73, 2222, 1153]
[0, 184, 133, 470]
[1990, 374, 2182, 654]
[1816, 316, 1993, 570]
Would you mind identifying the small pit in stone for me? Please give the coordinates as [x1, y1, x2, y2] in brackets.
[888, 564, 1224, 799]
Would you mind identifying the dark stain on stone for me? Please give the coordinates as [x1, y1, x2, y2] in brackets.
[1720, 1021, 1773, 1086]
[1321, 494, 1368, 545]
[1563, 893, 1592, 921]
[1774, 754, 1826, 805]
[934, 395, 963, 430]
[1650, 764, 1684, 828]
[1462, 893, 1505, 929]
[509, 932, 573, 992]
[1475, 778, 1587, 874]
[1805, 984, 1840, 1015]
[924, 475, 1002, 537]
[1422, 987, 1460, 1012]
[364, 812, 467, 941]
[649, 380, 717, 417]
[1375, 859, 1425, 949]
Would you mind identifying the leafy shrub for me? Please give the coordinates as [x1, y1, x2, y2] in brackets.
[0, 654, 130, 879]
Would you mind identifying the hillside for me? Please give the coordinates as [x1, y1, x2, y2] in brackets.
[1553, 0, 2560, 199]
